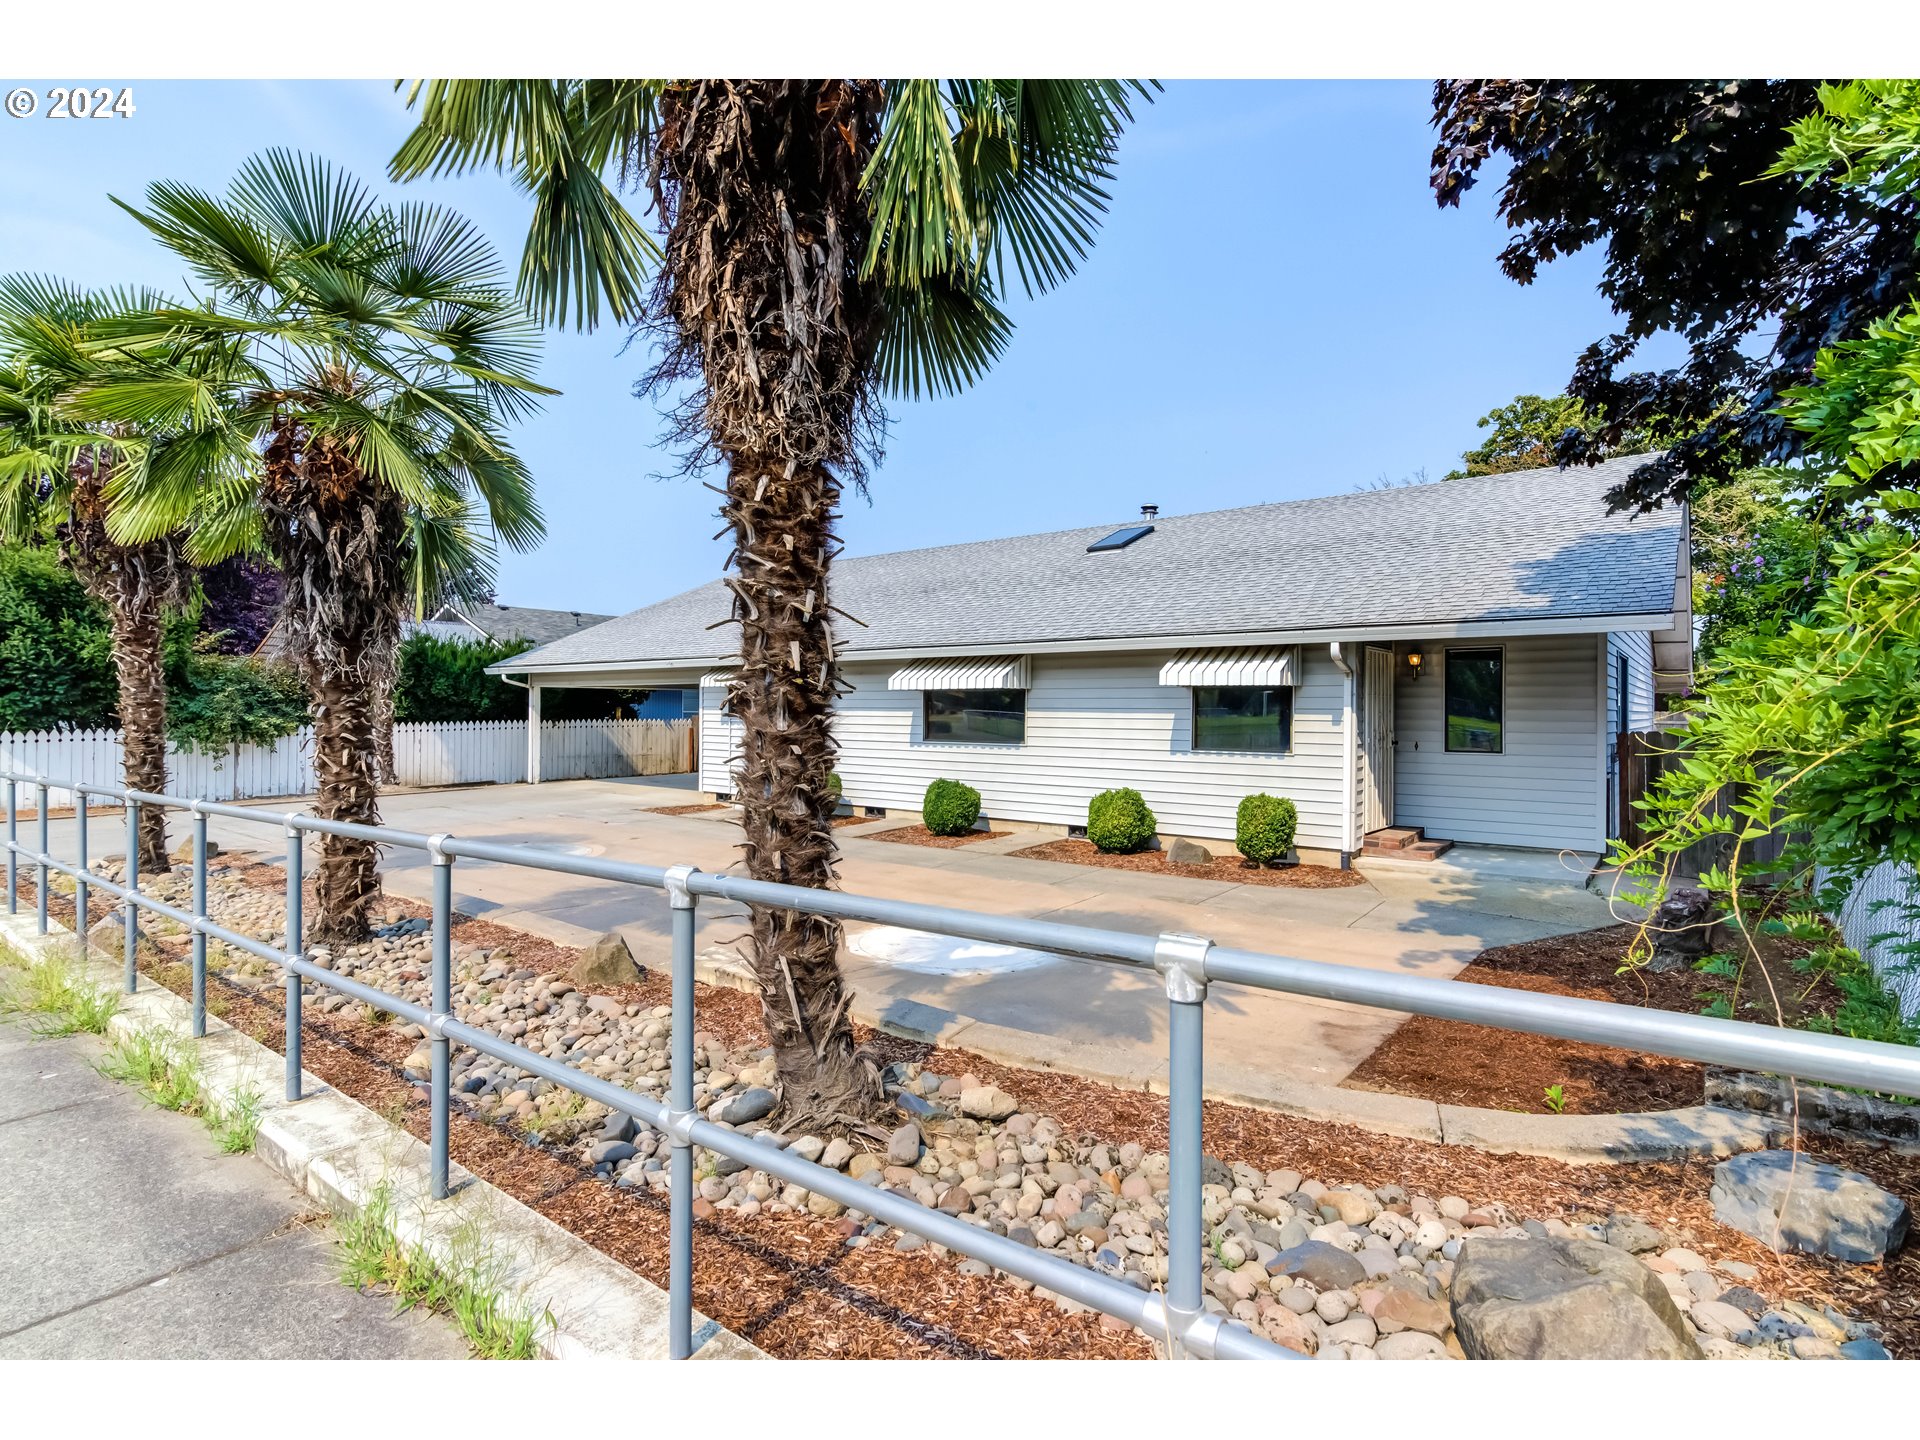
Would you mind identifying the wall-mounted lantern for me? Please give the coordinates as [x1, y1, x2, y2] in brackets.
[1406, 649, 1425, 681]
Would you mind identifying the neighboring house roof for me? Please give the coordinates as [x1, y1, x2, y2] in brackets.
[252, 602, 614, 664]
[496, 456, 1686, 675]
[431, 602, 615, 647]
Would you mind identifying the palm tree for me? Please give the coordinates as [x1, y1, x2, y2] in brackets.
[392, 80, 1149, 1124]
[87, 150, 550, 943]
[0, 276, 196, 873]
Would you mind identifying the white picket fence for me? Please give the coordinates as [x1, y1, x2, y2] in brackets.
[1819, 858, 1920, 1021]
[0, 717, 695, 808]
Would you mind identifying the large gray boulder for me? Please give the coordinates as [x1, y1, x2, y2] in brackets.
[571, 931, 643, 989]
[1711, 1149, 1909, 1263]
[1450, 1237, 1702, 1360]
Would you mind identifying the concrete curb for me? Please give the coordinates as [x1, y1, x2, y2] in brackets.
[690, 946, 1789, 1166]
[1, 913, 765, 1362]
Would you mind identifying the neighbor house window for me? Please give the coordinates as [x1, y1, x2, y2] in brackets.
[923, 689, 1026, 744]
[1192, 686, 1291, 753]
[1444, 648, 1504, 753]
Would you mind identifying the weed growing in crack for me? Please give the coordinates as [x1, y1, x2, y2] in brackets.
[335, 1181, 550, 1359]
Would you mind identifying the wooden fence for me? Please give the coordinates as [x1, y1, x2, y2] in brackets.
[1, 717, 695, 808]
[1614, 728, 1798, 878]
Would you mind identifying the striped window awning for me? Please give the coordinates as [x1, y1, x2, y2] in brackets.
[1159, 646, 1297, 688]
[698, 671, 735, 688]
[887, 655, 1031, 692]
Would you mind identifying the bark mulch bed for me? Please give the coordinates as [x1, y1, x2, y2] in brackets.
[1343, 922, 1833, 1117]
[27, 869, 1918, 1359]
[858, 824, 1013, 849]
[1009, 837, 1367, 888]
[645, 803, 734, 816]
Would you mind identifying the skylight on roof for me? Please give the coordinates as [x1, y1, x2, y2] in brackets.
[1087, 524, 1154, 553]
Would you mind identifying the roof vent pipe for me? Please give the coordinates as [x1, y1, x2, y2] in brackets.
[1141, 504, 1159, 519]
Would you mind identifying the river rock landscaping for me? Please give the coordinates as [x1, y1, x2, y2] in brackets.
[38, 854, 1916, 1360]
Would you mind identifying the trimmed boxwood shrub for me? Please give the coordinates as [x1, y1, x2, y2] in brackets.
[1236, 793, 1298, 866]
[1087, 787, 1156, 853]
[922, 778, 982, 836]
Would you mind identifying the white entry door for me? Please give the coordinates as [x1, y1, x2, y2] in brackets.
[1362, 646, 1396, 834]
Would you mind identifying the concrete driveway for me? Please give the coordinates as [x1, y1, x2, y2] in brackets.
[37, 778, 1625, 1101]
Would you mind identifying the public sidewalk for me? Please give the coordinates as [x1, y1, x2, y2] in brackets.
[0, 1019, 467, 1360]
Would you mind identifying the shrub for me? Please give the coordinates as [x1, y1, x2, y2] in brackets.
[1087, 787, 1156, 853]
[0, 544, 119, 731]
[1235, 793, 1298, 865]
[922, 778, 982, 837]
[394, 632, 531, 722]
[826, 771, 843, 798]
[169, 650, 309, 753]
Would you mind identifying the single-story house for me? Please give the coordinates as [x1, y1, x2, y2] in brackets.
[492, 456, 1691, 863]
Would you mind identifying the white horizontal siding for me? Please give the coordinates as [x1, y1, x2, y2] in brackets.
[699, 678, 743, 794]
[1391, 634, 1604, 853]
[832, 649, 1349, 848]
[1604, 630, 1656, 838]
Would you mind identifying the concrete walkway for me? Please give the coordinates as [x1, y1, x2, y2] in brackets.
[33, 778, 1627, 1100]
[0, 1019, 467, 1360]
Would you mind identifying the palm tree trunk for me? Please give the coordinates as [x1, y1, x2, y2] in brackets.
[262, 419, 407, 946]
[64, 458, 182, 874]
[105, 600, 174, 873]
[311, 667, 382, 942]
[720, 458, 877, 1120]
[650, 80, 888, 1124]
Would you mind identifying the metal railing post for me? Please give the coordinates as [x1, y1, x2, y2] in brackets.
[665, 864, 699, 1359]
[284, 823, 303, 1102]
[428, 834, 453, 1201]
[190, 803, 208, 1037]
[1157, 932, 1214, 1359]
[74, 789, 89, 945]
[35, 782, 49, 935]
[5, 777, 16, 914]
[122, 798, 139, 993]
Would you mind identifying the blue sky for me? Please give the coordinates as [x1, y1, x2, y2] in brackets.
[0, 79, 1681, 617]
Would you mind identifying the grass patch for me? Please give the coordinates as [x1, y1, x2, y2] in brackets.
[0, 944, 121, 1037]
[209, 1086, 264, 1154]
[99, 1024, 271, 1149]
[99, 1024, 208, 1114]
[336, 1182, 550, 1359]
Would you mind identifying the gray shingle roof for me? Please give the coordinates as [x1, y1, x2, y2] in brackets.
[501, 456, 1683, 673]
[442, 602, 615, 647]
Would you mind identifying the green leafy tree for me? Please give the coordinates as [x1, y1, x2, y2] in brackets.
[167, 649, 309, 754]
[0, 544, 119, 732]
[394, 632, 529, 723]
[1432, 80, 1920, 511]
[392, 79, 1150, 1120]
[88, 151, 550, 942]
[1446, 394, 1607, 478]
[1621, 81, 1920, 989]
[1689, 469, 1834, 660]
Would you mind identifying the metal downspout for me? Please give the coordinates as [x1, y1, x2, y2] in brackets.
[1329, 642, 1356, 868]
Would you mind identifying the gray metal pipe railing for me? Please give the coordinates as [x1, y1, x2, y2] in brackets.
[8, 765, 1920, 1364]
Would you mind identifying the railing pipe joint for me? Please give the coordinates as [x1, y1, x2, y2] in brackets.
[663, 862, 698, 910]
[1154, 930, 1213, 1003]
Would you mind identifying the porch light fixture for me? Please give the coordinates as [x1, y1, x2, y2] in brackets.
[1406, 650, 1424, 680]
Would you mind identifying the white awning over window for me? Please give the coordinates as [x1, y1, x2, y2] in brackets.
[887, 655, 1031, 691]
[699, 671, 734, 688]
[1159, 646, 1297, 688]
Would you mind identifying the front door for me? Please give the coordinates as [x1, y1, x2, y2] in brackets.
[1362, 645, 1396, 834]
